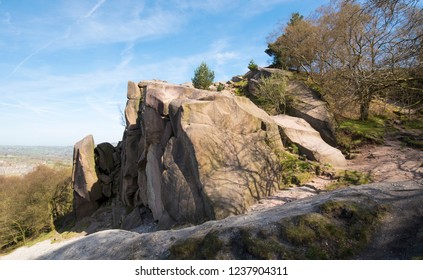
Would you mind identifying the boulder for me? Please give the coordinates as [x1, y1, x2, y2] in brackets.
[119, 81, 284, 228]
[286, 81, 337, 146]
[244, 68, 337, 147]
[272, 115, 347, 167]
[72, 135, 101, 220]
[127, 81, 141, 100]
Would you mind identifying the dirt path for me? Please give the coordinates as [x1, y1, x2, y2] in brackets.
[250, 138, 422, 212]
[347, 138, 422, 182]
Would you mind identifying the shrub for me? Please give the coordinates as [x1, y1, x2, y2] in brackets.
[192, 62, 215, 90]
[255, 72, 288, 115]
[248, 59, 258, 71]
[216, 83, 225, 92]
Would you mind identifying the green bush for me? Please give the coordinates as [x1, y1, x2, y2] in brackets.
[248, 59, 258, 71]
[254, 72, 288, 115]
[192, 62, 215, 90]
[336, 116, 386, 152]
[0, 165, 73, 253]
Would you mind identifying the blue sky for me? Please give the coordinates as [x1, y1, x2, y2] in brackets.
[0, 0, 329, 146]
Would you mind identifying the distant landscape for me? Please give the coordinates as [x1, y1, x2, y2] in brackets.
[0, 146, 73, 176]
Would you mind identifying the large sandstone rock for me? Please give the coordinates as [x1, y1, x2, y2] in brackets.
[244, 68, 337, 147]
[286, 81, 337, 146]
[272, 115, 347, 167]
[72, 135, 100, 220]
[121, 81, 284, 228]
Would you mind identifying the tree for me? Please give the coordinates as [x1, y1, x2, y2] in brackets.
[192, 62, 215, 89]
[265, 12, 306, 70]
[248, 59, 258, 71]
[266, 0, 423, 120]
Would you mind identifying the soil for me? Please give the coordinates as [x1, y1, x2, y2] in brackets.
[249, 136, 422, 212]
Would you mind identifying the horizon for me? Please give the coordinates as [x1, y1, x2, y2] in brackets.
[0, 0, 329, 146]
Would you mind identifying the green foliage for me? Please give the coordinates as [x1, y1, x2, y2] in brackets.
[240, 229, 290, 259]
[0, 165, 73, 253]
[169, 231, 223, 260]
[289, 12, 304, 26]
[326, 170, 372, 191]
[192, 62, 215, 90]
[277, 150, 317, 188]
[233, 80, 248, 96]
[248, 59, 258, 71]
[254, 72, 289, 115]
[402, 118, 423, 130]
[337, 116, 386, 152]
[400, 136, 423, 150]
[216, 83, 225, 92]
[283, 200, 387, 259]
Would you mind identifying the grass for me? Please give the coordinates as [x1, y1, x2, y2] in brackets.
[400, 136, 423, 149]
[402, 118, 423, 130]
[169, 231, 223, 260]
[325, 170, 373, 191]
[167, 198, 387, 260]
[282, 200, 387, 259]
[277, 150, 318, 188]
[337, 116, 386, 152]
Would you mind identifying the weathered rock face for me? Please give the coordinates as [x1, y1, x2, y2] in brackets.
[272, 115, 347, 167]
[285, 81, 337, 146]
[30, 181, 423, 260]
[72, 136, 123, 222]
[72, 135, 100, 220]
[120, 81, 284, 228]
[71, 79, 344, 230]
[244, 68, 337, 147]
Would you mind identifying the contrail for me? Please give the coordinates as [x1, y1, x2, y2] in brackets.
[7, 0, 107, 78]
[84, 0, 106, 18]
[7, 37, 62, 78]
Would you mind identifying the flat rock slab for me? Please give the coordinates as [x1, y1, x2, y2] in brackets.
[3, 180, 419, 260]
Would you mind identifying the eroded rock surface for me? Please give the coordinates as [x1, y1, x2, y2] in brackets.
[272, 114, 347, 167]
[72, 135, 100, 220]
[70, 79, 349, 231]
[26, 180, 422, 260]
[124, 81, 285, 228]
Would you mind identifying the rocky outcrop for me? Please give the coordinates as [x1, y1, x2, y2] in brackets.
[272, 115, 347, 167]
[285, 81, 337, 146]
[70, 78, 346, 230]
[244, 68, 337, 146]
[71, 135, 124, 222]
[121, 81, 284, 229]
[72, 135, 100, 220]
[28, 180, 423, 260]
[244, 67, 292, 95]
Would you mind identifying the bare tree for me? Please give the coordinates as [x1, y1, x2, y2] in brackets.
[267, 0, 423, 120]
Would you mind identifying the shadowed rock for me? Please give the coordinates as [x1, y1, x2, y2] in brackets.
[32, 181, 422, 260]
[121, 81, 285, 228]
[72, 135, 100, 220]
[272, 114, 347, 167]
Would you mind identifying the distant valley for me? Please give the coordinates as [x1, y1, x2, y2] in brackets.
[0, 146, 73, 176]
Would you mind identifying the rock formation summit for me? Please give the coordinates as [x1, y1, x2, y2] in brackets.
[71, 79, 347, 230]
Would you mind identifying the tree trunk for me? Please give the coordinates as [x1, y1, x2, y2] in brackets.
[360, 101, 370, 121]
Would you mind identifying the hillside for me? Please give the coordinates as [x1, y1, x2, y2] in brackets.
[0, 145, 72, 176]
